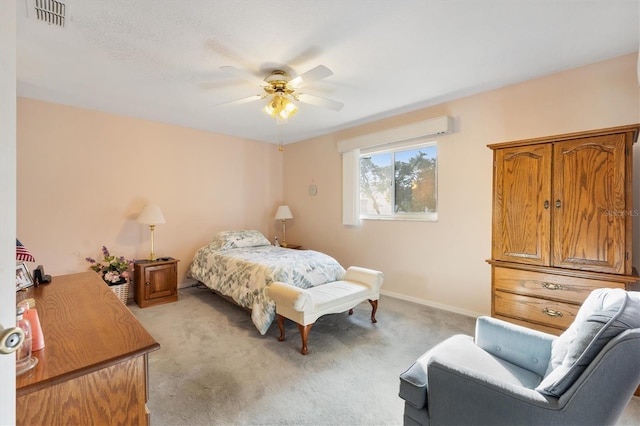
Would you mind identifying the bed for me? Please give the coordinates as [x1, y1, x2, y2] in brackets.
[188, 230, 346, 334]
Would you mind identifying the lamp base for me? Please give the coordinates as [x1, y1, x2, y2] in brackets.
[148, 225, 156, 261]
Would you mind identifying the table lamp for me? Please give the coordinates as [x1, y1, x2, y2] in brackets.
[274, 205, 293, 247]
[137, 204, 166, 260]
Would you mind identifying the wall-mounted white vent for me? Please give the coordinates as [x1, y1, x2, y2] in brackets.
[26, 0, 66, 27]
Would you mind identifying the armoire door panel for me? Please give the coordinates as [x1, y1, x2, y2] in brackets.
[552, 134, 627, 274]
[492, 144, 552, 265]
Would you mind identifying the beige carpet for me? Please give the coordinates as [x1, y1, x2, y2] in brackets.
[129, 286, 640, 426]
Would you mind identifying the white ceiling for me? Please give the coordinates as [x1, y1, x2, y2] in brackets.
[16, 0, 640, 144]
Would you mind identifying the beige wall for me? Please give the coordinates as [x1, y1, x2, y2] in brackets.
[282, 53, 640, 317]
[17, 99, 284, 284]
[16, 53, 640, 317]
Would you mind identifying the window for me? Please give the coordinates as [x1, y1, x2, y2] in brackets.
[359, 142, 437, 221]
[339, 116, 451, 225]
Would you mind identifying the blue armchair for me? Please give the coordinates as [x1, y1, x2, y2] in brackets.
[399, 289, 640, 425]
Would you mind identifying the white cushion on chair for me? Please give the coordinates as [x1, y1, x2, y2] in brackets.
[536, 289, 640, 397]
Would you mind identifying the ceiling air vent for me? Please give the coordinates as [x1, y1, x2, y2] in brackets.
[26, 0, 66, 27]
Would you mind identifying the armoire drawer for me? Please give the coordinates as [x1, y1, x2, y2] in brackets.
[493, 266, 624, 305]
[494, 314, 563, 336]
[494, 290, 579, 330]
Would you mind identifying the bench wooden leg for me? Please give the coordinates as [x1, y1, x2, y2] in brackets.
[369, 299, 378, 323]
[277, 314, 312, 355]
[297, 323, 313, 355]
[277, 314, 286, 341]
[348, 300, 379, 323]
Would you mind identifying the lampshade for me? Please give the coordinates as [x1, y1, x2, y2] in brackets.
[264, 95, 298, 120]
[274, 205, 293, 220]
[16, 239, 35, 262]
[137, 204, 166, 225]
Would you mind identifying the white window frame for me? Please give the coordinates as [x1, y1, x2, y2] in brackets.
[359, 140, 438, 222]
[339, 116, 452, 226]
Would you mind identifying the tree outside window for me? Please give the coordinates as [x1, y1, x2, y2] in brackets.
[360, 143, 437, 221]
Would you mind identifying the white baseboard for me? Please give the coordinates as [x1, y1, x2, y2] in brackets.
[380, 289, 484, 319]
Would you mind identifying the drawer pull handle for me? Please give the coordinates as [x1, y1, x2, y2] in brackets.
[542, 308, 563, 317]
[542, 282, 564, 291]
[145, 281, 151, 286]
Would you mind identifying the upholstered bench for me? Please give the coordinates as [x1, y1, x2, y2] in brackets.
[268, 266, 384, 354]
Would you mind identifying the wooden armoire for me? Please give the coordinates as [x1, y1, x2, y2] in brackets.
[487, 124, 640, 335]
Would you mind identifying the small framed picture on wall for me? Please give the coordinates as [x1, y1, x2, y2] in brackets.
[16, 263, 34, 291]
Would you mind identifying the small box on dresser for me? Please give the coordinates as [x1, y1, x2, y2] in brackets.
[134, 258, 179, 308]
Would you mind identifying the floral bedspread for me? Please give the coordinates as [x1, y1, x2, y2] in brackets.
[188, 244, 346, 334]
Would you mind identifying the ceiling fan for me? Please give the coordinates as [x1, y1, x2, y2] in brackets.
[219, 65, 344, 120]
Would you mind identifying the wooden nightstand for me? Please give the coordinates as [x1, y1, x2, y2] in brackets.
[134, 257, 179, 308]
[282, 244, 301, 250]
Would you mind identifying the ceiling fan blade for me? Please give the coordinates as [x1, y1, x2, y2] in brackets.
[217, 94, 264, 106]
[289, 65, 333, 88]
[297, 93, 344, 111]
[219, 66, 267, 87]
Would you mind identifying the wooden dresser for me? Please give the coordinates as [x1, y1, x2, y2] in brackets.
[16, 271, 160, 425]
[487, 124, 639, 335]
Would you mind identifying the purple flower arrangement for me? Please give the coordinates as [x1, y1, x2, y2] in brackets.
[86, 246, 133, 285]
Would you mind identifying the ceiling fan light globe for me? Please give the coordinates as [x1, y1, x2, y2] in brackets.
[285, 100, 297, 114]
[263, 95, 297, 120]
[263, 96, 280, 116]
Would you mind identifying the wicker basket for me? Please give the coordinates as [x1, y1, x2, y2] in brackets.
[109, 281, 129, 304]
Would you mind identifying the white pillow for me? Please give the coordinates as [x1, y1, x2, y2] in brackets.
[209, 230, 271, 250]
[545, 289, 624, 373]
[536, 289, 640, 397]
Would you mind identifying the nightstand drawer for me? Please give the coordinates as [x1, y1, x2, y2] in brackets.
[493, 266, 624, 304]
[494, 290, 578, 330]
